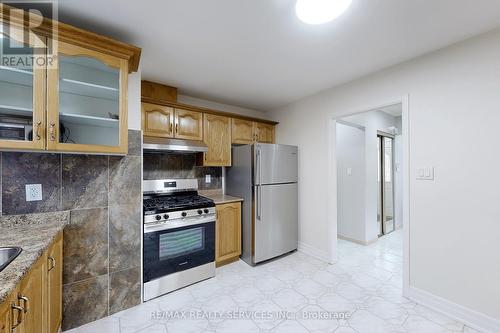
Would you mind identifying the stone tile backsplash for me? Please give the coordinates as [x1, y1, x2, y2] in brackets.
[62, 155, 108, 210]
[0, 129, 142, 331]
[2, 152, 62, 215]
[143, 152, 223, 190]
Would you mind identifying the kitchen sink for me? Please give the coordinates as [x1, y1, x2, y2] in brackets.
[0, 247, 22, 272]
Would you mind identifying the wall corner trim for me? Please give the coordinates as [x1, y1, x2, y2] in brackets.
[298, 241, 331, 263]
[407, 286, 500, 333]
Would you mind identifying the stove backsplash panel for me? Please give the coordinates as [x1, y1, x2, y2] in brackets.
[143, 152, 222, 190]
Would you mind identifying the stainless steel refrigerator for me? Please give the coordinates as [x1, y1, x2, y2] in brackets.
[226, 143, 298, 265]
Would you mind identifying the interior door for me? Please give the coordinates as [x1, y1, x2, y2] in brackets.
[254, 144, 298, 185]
[254, 183, 298, 263]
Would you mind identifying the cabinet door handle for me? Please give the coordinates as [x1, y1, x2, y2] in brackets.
[175, 123, 178, 133]
[48, 256, 56, 271]
[35, 121, 42, 140]
[49, 122, 56, 141]
[18, 295, 29, 313]
[11, 303, 24, 329]
[169, 122, 173, 133]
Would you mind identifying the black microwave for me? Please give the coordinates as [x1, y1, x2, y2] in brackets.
[0, 122, 33, 141]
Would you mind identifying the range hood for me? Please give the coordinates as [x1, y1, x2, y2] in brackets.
[143, 137, 208, 153]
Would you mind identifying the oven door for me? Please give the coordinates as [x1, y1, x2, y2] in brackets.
[143, 219, 215, 283]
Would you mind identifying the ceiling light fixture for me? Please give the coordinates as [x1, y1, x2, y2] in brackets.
[295, 0, 352, 25]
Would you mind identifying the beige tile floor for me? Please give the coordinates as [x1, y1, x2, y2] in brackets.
[67, 230, 481, 333]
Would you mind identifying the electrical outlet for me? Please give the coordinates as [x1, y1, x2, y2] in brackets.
[26, 184, 42, 201]
[205, 174, 211, 184]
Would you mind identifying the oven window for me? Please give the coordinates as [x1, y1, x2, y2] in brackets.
[159, 227, 205, 260]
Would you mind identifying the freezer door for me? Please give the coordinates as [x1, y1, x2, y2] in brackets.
[254, 144, 298, 185]
[254, 183, 298, 263]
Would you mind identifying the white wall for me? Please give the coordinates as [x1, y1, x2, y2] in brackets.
[271, 28, 500, 322]
[341, 110, 401, 242]
[128, 66, 142, 130]
[177, 94, 268, 119]
[336, 123, 366, 242]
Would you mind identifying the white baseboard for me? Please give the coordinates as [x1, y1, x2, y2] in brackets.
[337, 234, 378, 246]
[298, 241, 330, 263]
[407, 286, 500, 333]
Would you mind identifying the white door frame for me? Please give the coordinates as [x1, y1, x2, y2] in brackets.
[327, 94, 410, 297]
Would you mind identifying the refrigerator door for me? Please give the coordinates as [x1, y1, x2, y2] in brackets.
[254, 183, 298, 263]
[254, 144, 298, 185]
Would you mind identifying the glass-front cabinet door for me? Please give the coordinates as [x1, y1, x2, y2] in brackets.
[47, 41, 128, 154]
[0, 26, 46, 150]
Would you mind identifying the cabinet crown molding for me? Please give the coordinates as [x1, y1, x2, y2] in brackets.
[0, 4, 141, 73]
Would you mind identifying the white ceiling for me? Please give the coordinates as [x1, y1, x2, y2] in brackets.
[58, 0, 500, 111]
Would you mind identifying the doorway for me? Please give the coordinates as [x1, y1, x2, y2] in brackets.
[328, 95, 410, 296]
[377, 133, 395, 236]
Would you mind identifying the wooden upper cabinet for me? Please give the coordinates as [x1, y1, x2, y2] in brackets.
[231, 119, 254, 144]
[215, 202, 242, 266]
[0, 29, 47, 151]
[0, 5, 141, 155]
[47, 41, 129, 154]
[203, 114, 231, 166]
[142, 103, 174, 138]
[174, 108, 203, 141]
[255, 122, 275, 143]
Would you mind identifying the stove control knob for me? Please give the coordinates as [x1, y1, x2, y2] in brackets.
[155, 215, 162, 221]
[163, 214, 169, 220]
[204, 209, 209, 214]
[197, 210, 203, 215]
[181, 212, 187, 217]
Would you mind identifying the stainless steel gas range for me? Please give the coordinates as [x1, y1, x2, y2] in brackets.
[142, 179, 216, 301]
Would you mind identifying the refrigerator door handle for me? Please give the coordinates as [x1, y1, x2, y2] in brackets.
[256, 147, 262, 220]
[257, 185, 262, 220]
[257, 147, 262, 185]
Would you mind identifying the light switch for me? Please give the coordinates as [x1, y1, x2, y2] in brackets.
[346, 168, 352, 176]
[26, 184, 42, 201]
[416, 167, 434, 180]
[205, 174, 211, 184]
[418, 169, 425, 178]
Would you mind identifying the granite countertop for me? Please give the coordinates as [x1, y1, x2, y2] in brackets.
[199, 191, 243, 205]
[0, 211, 69, 304]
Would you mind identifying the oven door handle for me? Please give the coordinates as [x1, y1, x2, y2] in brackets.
[144, 216, 215, 233]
